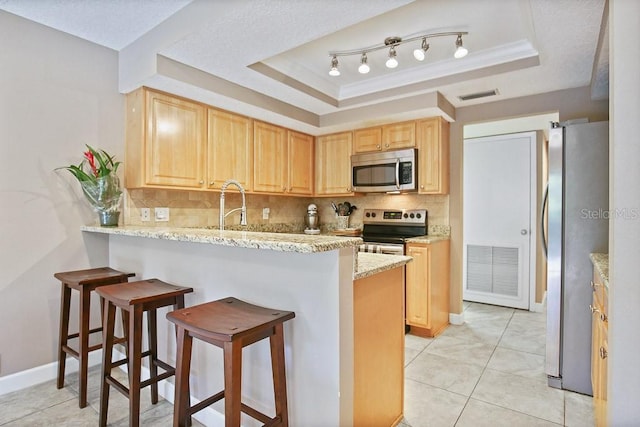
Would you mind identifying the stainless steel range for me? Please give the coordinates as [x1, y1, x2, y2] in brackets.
[360, 209, 428, 255]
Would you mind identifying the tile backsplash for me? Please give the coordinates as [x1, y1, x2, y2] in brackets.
[124, 189, 449, 235]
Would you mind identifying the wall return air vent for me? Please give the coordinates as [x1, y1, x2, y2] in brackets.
[458, 89, 499, 101]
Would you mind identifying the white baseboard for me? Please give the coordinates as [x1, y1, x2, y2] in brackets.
[0, 351, 103, 396]
[449, 312, 465, 325]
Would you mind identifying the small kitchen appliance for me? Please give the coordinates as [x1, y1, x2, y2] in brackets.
[351, 148, 418, 193]
[361, 208, 427, 255]
[304, 203, 321, 235]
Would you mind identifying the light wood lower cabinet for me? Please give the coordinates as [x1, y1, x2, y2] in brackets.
[315, 132, 354, 196]
[591, 269, 608, 427]
[354, 266, 404, 426]
[405, 240, 450, 337]
[126, 88, 207, 189]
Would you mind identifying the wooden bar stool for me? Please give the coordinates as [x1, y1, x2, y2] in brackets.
[54, 267, 135, 408]
[97, 278, 193, 427]
[167, 297, 295, 427]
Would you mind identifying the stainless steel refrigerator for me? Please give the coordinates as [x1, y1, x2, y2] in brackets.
[544, 120, 609, 395]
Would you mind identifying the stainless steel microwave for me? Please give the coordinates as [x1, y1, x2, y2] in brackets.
[351, 148, 418, 193]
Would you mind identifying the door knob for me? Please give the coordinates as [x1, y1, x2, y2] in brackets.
[521, 229, 528, 235]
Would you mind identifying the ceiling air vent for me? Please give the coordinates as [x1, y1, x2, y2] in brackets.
[458, 89, 499, 101]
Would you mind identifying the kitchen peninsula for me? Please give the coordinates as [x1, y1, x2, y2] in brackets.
[82, 225, 411, 427]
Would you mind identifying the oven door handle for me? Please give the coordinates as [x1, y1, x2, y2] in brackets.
[395, 158, 401, 189]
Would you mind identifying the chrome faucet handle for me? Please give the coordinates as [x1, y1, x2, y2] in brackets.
[240, 207, 247, 226]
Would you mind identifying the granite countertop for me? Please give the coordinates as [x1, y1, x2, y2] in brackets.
[590, 253, 609, 288]
[81, 225, 362, 254]
[405, 235, 450, 244]
[354, 252, 412, 280]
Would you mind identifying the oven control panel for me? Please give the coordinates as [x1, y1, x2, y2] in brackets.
[362, 209, 427, 225]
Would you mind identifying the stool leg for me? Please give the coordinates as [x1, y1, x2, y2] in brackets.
[99, 300, 117, 427]
[174, 326, 193, 427]
[224, 340, 243, 427]
[57, 283, 71, 390]
[270, 324, 290, 427]
[147, 308, 159, 404]
[77, 286, 92, 408]
[129, 306, 144, 427]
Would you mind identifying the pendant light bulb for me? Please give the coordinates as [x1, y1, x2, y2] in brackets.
[386, 46, 398, 69]
[454, 34, 468, 59]
[358, 53, 370, 74]
[329, 55, 340, 76]
[413, 38, 430, 61]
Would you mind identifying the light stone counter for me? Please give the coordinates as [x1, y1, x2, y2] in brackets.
[405, 235, 450, 244]
[590, 252, 609, 288]
[81, 225, 361, 253]
[354, 252, 412, 280]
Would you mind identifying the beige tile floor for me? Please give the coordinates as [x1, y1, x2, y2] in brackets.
[400, 301, 595, 427]
[0, 301, 594, 426]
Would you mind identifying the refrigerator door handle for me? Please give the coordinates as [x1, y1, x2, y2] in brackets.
[541, 183, 549, 258]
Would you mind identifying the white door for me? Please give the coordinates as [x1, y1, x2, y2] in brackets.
[463, 132, 536, 309]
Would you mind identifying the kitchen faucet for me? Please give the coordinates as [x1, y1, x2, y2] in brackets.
[219, 179, 247, 231]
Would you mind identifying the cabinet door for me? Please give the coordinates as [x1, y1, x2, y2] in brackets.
[287, 131, 314, 195]
[417, 117, 449, 194]
[353, 127, 382, 153]
[315, 132, 354, 196]
[382, 121, 416, 150]
[253, 121, 287, 193]
[207, 109, 253, 191]
[145, 91, 206, 188]
[405, 245, 431, 328]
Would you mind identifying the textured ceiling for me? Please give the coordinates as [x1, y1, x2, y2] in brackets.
[0, 0, 608, 133]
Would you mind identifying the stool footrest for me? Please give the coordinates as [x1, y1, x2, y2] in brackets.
[67, 325, 103, 340]
[189, 390, 225, 416]
[187, 390, 278, 426]
[241, 403, 277, 425]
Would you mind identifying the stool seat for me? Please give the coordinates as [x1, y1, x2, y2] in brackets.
[167, 297, 295, 427]
[54, 266, 134, 408]
[167, 297, 295, 343]
[97, 278, 193, 427]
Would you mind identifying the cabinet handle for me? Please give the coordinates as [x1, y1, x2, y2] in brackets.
[599, 347, 607, 359]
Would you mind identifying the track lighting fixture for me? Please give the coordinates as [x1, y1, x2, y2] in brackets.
[328, 31, 468, 77]
[358, 53, 370, 74]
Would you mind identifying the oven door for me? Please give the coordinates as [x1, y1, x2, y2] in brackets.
[359, 242, 405, 255]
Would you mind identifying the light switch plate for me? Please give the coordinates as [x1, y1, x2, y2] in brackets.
[155, 207, 169, 222]
[263, 207, 270, 219]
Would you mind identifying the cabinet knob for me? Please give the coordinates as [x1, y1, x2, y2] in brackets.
[376, 144, 381, 149]
[385, 143, 390, 148]
[591, 280, 595, 290]
[589, 304, 600, 315]
[420, 185, 424, 189]
[600, 312, 608, 322]
[599, 347, 607, 359]
[199, 180, 204, 184]
[210, 182, 215, 186]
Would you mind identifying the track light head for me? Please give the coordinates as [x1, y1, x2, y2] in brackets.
[329, 55, 340, 76]
[454, 34, 468, 59]
[413, 37, 430, 61]
[386, 46, 398, 69]
[358, 53, 370, 74]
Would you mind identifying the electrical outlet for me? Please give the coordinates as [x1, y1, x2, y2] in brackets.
[263, 207, 270, 219]
[140, 208, 151, 222]
[155, 207, 170, 222]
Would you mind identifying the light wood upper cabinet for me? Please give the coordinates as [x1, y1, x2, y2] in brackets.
[417, 117, 450, 194]
[288, 131, 314, 195]
[353, 127, 382, 153]
[405, 240, 450, 337]
[253, 121, 313, 195]
[315, 132, 354, 196]
[253, 121, 287, 193]
[353, 121, 416, 153]
[382, 121, 416, 150]
[126, 88, 206, 189]
[207, 108, 253, 191]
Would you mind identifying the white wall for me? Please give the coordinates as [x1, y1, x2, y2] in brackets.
[0, 11, 123, 377]
[608, 1, 640, 424]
